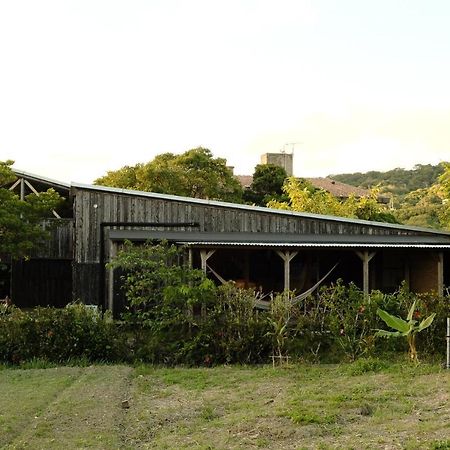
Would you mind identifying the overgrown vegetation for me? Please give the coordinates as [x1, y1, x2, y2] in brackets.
[0, 304, 124, 364]
[1, 286, 447, 366]
[2, 242, 448, 367]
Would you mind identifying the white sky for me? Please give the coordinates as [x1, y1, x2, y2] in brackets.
[1, 0, 449, 183]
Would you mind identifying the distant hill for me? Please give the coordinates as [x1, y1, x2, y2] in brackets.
[329, 163, 446, 197]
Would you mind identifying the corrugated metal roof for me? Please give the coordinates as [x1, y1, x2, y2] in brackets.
[108, 230, 450, 247]
[12, 169, 71, 190]
[182, 242, 450, 249]
[72, 181, 450, 237]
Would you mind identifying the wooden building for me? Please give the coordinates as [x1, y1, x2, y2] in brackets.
[5, 171, 450, 312]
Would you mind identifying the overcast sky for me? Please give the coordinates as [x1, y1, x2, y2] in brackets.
[1, 0, 449, 183]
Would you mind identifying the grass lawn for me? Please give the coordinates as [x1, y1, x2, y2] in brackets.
[0, 360, 449, 449]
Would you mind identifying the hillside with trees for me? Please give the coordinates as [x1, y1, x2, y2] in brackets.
[330, 163, 445, 198]
[329, 163, 450, 229]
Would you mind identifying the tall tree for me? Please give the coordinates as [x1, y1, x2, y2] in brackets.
[0, 161, 62, 260]
[243, 164, 288, 206]
[95, 148, 243, 203]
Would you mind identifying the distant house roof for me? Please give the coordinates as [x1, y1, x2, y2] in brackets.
[235, 175, 253, 188]
[235, 174, 389, 203]
[305, 177, 371, 199]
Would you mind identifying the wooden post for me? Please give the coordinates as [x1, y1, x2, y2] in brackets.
[438, 252, 444, 297]
[199, 249, 215, 319]
[404, 260, 410, 290]
[356, 251, 376, 296]
[244, 250, 250, 288]
[200, 249, 215, 273]
[276, 250, 298, 292]
[20, 178, 25, 201]
[107, 240, 117, 313]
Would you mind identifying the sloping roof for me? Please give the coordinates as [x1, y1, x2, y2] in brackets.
[305, 177, 371, 198]
[108, 230, 450, 247]
[71, 181, 450, 237]
[11, 169, 71, 192]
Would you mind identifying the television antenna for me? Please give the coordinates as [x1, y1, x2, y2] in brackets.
[280, 142, 302, 156]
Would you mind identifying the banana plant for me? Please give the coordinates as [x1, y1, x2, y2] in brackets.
[375, 300, 435, 362]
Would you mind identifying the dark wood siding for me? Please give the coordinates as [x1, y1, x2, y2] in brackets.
[73, 188, 423, 265]
[11, 259, 72, 308]
[72, 263, 100, 305]
[32, 219, 74, 260]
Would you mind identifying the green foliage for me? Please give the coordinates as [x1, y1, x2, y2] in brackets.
[395, 185, 445, 228]
[268, 177, 398, 223]
[376, 299, 436, 362]
[268, 292, 294, 359]
[330, 163, 446, 197]
[330, 162, 450, 229]
[95, 147, 243, 202]
[200, 283, 271, 364]
[345, 357, 388, 376]
[243, 163, 288, 206]
[0, 304, 124, 364]
[0, 160, 63, 259]
[291, 282, 417, 362]
[438, 162, 450, 228]
[108, 240, 218, 364]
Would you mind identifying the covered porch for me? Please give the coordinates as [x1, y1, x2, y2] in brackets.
[106, 230, 449, 314]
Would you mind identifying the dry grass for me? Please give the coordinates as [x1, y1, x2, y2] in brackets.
[0, 360, 449, 449]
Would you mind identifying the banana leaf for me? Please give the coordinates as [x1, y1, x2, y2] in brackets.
[376, 308, 410, 333]
[417, 313, 436, 332]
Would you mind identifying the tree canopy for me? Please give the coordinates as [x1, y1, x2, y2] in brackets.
[0, 161, 62, 260]
[267, 177, 398, 223]
[243, 164, 288, 206]
[95, 147, 243, 203]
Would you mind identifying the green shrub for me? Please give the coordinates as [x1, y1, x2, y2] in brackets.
[345, 357, 389, 376]
[199, 283, 271, 364]
[0, 304, 125, 364]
